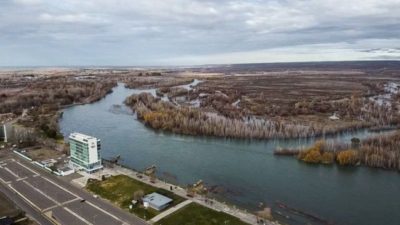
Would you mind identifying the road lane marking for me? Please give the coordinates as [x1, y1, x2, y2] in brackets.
[41, 176, 79, 198]
[42, 205, 59, 212]
[23, 180, 59, 205]
[0, 177, 11, 184]
[4, 167, 19, 178]
[43, 196, 79, 212]
[16, 177, 28, 181]
[64, 207, 94, 225]
[8, 183, 41, 212]
[44, 197, 81, 212]
[16, 161, 39, 176]
[86, 201, 125, 224]
[61, 197, 81, 205]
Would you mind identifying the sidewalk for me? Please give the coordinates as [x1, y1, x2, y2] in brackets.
[149, 199, 192, 223]
[73, 165, 278, 225]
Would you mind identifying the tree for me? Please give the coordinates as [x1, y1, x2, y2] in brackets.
[351, 137, 360, 149]
[302, 149, 322, 163]
[298, 140, 325, 163]
[337, 150, 359, 166]
[133, 190, 144, 201]
[321, 152, 335, 164]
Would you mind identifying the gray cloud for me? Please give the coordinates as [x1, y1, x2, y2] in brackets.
[1, 0, 400, 66]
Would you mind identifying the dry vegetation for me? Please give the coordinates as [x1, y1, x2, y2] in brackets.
[1, 76, 115, 114]
[3, 62, 400, 155]
[125, 63, 400, 139]
[275, 132, 400, 171]
[1, 70, 116, 144]
[24, 147, 65, 161]
[360, 133, 400, 169]
[126, 93, 328, 139]
[122, 76, 194, 89]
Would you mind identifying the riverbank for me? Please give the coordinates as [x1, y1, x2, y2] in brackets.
[60, 82, 400, 225]
[72, 164, 277, 225]
[122, 71, 400, 140]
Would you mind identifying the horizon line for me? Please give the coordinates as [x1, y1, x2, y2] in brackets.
[1, 59, 400, 70]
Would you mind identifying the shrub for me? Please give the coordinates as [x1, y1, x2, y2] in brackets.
[302, 149, 322, 163]
[336, 150, 359, 166]
[298, 140, 325, 163]
[321, 152, 335, 164]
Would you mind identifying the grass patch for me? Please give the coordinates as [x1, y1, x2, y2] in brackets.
[25, 147, 63, 161]
[86, 174, 185, 219]
[155, 203, 249, 225]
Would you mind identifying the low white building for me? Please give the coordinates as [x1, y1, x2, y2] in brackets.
[142, 192, 172, 211]
[57, 166, 75, 176]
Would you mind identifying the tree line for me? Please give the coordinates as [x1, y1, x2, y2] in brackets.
[1, 80, 116, 115]
[125, 93, 393, 139]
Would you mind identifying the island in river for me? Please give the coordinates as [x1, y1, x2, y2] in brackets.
[1, 61, 400, 225]
[60, 82, 400, 225]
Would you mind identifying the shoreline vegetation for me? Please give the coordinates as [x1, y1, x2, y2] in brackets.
[124, 92, 398, 140]
[2, 64, 400, 225]
[3, 66, 400, 143]
[2, 67, 400, 173]
[1, 72, 116, 147]
[274, 132, 400, 171]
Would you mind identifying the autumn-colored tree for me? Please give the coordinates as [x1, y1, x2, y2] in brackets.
[336, 150, 359, 166]
[302, 149, 322, 163]
[321, 152, 335, 164]
[298, 140, 325, 163]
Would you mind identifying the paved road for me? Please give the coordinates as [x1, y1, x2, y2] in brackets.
[52, 207, 88, 225]
[0, 183, 53, 225]
[0, 156, 148, 225]
[10, 180, 56, 211]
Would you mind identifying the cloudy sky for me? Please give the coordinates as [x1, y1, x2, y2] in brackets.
[1, 0, 400, 66]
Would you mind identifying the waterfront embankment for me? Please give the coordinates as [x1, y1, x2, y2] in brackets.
[72, 163, 279, 225]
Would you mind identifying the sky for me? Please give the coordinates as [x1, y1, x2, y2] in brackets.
[1, 0, 400, 66]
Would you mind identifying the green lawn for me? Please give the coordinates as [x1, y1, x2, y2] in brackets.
[155, 203, 249, 225]
[86, 175, 185, 219]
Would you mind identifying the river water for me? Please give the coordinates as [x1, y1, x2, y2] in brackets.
[60, 83, 400, 225]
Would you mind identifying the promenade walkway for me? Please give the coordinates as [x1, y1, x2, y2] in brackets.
[73, 165, 278, 225]
[149, 199, 192, 223]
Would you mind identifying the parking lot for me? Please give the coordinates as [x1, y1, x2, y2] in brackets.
[0, 158, 129, 225]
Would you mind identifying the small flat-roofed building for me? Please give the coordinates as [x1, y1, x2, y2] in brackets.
[57, 166, 75, 176]
[69, 132, 102, 173]
[142, 192, 172, 211]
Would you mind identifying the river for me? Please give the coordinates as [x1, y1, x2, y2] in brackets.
[59, 83, 400, 225]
